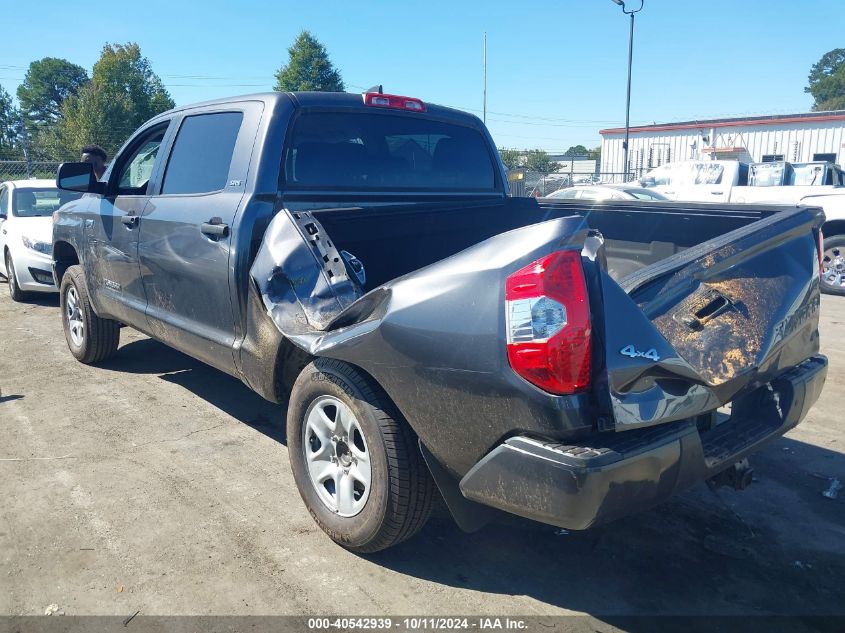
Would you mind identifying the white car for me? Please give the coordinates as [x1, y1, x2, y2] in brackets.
[0, 179, 82, 301]
[544, 184, 668, 201]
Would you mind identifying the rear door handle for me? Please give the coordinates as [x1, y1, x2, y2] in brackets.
[711, 191, 724, 195]
[121, 214, 139, 228]
[201, 217, 229, 238]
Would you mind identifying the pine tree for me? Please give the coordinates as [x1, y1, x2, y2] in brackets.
[274, 31, 344, 92]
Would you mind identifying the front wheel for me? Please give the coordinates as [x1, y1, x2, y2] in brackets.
[287, 359, 435, 553]
[5, 251, 28, 302]
[821, 235, 845, 296]
[60, 265, 120, 363]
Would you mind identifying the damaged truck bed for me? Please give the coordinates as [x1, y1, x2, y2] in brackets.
[53, 91, 827, 552]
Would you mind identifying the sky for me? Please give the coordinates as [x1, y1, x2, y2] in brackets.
[1, 0, 843, 153]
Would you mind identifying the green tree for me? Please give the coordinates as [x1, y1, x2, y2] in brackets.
[274, 31, 344, 92]
[564, 144, 589, 156]
[48, 43, 174, 158]
[91, 43, 174, 123]
[16, 58, 89, 129]
[524, 149, 560, 177]
[0, 85, 22, 158]
[48, 83, 134, 159]
[806, 48, 845, 111]
[498, 147, 524, 170]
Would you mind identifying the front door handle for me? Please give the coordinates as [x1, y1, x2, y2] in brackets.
[121, 214, 139, 228]
[201, 217, 229, 238]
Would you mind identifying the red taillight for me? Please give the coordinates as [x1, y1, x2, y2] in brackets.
[363, 92, 426, 112]
[505, 250, 592, 395]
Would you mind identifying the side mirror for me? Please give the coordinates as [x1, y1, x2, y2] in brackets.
[640, 177, 656, 187]
[56, 162, 105, 195]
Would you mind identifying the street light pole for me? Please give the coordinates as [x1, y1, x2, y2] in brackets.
[611, 0, 644, 181]
[483, 32, 487, 125]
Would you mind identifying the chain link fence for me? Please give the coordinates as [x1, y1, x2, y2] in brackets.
[508, 170, 639, 197]
[0, 160, 62, 183]
[2, 161, 643, 196]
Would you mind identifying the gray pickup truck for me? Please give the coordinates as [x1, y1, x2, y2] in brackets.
[53, 91, 827, 552]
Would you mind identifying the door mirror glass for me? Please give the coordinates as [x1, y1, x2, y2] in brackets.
[639, 177, 655, 187]
[57, 162, 103, 194]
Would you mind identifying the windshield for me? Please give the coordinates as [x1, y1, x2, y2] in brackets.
[284, 111, 497, 191]
[12, 188, 82, 218]
[626, 188, 667, 200]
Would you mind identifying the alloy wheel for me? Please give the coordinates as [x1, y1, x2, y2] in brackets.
[65, 286, 85, 346]
[822, 246, 845, 291]
[302, 395, 372, 517]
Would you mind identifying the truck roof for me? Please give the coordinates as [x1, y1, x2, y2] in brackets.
[151, 91, 481, 125]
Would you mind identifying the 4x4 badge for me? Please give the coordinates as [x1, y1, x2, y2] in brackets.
[620, 345, 660, 361]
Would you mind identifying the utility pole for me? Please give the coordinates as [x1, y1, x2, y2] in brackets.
[483, 32, 487, 125]
[17, 115, 32, 179]
[611, 0, 644, 181]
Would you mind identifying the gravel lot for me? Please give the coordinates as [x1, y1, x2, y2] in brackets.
[0, 290, 843, 622]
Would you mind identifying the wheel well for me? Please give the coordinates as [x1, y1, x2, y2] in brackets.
[822, 219, 845, 240]
[273, 339, 314, 402]
[52, 241, 80, 283]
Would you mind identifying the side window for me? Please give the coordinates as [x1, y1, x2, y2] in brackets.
[115, 126, 168, 195]
[0, 187, 8, 217]
[691, 163, 723, 185]
[161, 112, 243, 195]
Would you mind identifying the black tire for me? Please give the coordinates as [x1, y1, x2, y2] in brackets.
[60, 265, 120, 363]
[821, 235, 845, 296]
[5, 251, 29, 302]
[287, 359, 435, 553]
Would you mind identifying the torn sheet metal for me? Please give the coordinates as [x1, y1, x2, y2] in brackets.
[249, 209, 363, 341]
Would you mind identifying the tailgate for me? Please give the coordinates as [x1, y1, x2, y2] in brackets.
[594, 205, 824, 430]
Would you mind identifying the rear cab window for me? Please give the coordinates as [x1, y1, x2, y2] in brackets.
[283, 111, 497, 191]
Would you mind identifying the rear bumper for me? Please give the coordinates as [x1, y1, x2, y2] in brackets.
[459, 355, 827, 530]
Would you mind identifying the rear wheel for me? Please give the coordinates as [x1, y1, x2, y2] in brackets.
[287, 359, 435, 553]
[821, 235, 845, 296]
[5, 251, 29, 302]
[60, 265, 120, 363]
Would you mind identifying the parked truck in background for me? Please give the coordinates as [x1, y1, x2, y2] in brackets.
[640, 159, 845, 204]
[640, 159, 845, 294]
[52, 92, 827, 553]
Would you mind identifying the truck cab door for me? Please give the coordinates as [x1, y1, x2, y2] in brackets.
[138, 104, 262, 374]
[686, 162, 730, 203]
[87, 121, 173, 328]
